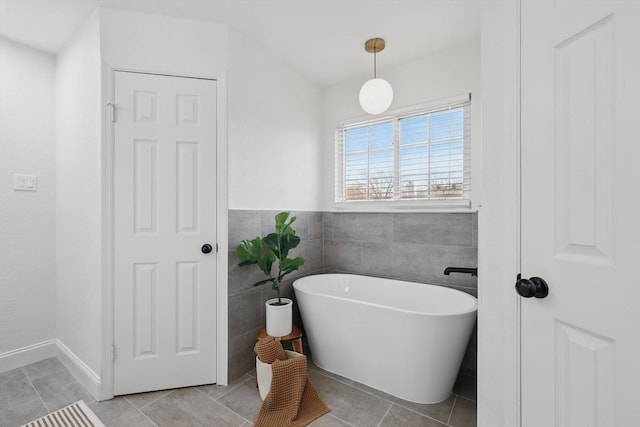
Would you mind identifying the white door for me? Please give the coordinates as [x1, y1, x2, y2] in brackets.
[113, 71, 217, 395]
[521, 1, 640, 426]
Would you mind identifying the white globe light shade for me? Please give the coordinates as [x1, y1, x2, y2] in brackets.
[359, 77, 394, 114]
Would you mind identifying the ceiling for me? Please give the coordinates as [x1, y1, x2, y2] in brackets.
[0, 0, 481, 86]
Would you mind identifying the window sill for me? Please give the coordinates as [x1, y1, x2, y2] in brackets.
[333, 199, 474, 213]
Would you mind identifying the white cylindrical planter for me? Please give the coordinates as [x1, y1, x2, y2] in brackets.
[265, 298, 292, 337]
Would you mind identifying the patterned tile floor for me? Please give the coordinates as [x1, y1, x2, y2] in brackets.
[0, 357, 476, 426]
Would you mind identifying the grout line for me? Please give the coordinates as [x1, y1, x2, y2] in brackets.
[123, 389, 175, 410]
[135, 405, 159, 427]
[383, 398, 455, 427]
[312, 366, 453, 427]
[221, 405, 253, 425]
[326, 413, 357, 427]
[208, 375, 255, 401]
[22, 358, 67, 382]
[21, 367, 51, 413]
[312, 363, 476, 427]
[115, 396, 159, 426]
[214, 396, 254, 424]
[193, 385, 224, 402]
[453, 394, 476, 403]
[310, 367, 355, 387]
[376, 403, 394, 427]
[193, 381, 254, 424]
[447, 395, 458, 426]
[193, 387, 213, 399]
[349, 379, 460, 427]
[0, 399, 44, 420]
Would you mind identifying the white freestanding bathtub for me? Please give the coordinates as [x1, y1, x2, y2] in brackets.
[293, 274, 477, 404]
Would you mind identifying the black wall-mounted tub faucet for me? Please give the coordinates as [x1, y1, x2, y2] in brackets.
[443, 267, 478, 277]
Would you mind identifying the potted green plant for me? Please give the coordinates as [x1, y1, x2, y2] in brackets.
[236, 211, 305, 336]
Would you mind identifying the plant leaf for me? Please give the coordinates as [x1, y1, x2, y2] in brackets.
[279, 256, 305, 275]
[257, 250, 276, 275]
[275, 211, 290, 229]
[278, 234, 300, 258]
[275, 211, 296, 236]
[238, 211, 305, 288]
[253, 278, 274, 287]
[262, 233, 279, 254]
[236, 237, 262, 262]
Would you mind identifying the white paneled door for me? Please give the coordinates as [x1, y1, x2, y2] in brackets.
[521, 1, 640, 426]
[113, 71, 217, 395]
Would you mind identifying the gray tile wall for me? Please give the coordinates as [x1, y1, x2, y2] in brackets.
[227, 210, 478, 381]
[323, 212, 478, 295]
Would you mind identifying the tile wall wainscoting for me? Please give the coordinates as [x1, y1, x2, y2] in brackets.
[227, 210, 478, 381]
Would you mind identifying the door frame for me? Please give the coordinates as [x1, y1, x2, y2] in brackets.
[99, 66, 229, 400]
[477, 1, 521, 426]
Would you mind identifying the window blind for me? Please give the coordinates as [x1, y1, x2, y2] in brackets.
[335, 95, 471, 206]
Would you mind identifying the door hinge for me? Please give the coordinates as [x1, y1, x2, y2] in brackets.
[111, 344, 116, 362]
[107, 103, 116, 123]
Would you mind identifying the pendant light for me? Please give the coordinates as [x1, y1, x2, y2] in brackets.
[359, 37, 393, 115]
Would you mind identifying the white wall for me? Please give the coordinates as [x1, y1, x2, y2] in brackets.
[321, 40, 481, 211]
[227, 28, 323, 211]
[0, 37, 56, 356]
[55, 10, 103, 374]
[100, 8, 228, 77]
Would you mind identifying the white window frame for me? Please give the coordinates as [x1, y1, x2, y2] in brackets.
[335, 93, 472, 212]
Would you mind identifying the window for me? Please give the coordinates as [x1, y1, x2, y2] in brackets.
[335, 94, 471, 209]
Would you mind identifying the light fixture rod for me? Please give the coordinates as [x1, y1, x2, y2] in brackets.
[374, 48, 377, 78]
[364, 38, 385, 78]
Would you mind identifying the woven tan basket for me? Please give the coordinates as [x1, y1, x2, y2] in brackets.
[255, 350, 304, 400]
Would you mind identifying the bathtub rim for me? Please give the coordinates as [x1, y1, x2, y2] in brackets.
[293, 273, 478, 317]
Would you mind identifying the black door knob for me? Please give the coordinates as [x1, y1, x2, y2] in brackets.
[201, 244, 213, 254]
[515, 275, 549, 298]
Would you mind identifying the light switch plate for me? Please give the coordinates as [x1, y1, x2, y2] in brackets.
[13, 174, 37, 191]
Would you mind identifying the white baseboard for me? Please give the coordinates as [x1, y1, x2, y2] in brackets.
[0, 339, 103, 401]
[0, 340, 57, 373]
[55, 340, 102, 400]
